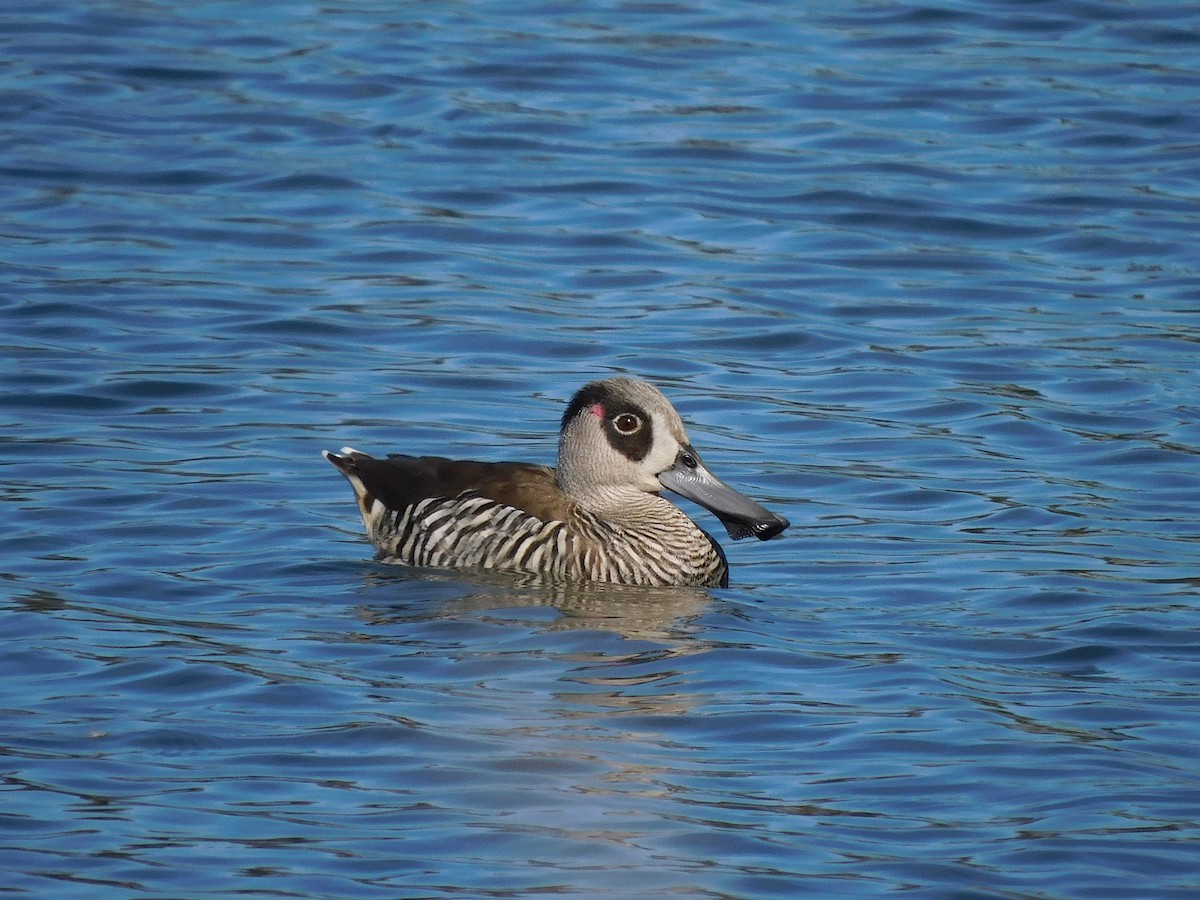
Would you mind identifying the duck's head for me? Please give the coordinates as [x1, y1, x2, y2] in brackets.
[556, 377, 789, 541]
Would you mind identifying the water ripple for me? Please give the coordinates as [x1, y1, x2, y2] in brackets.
[2, 0, 1199, 896]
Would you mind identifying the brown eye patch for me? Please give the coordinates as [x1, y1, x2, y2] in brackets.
[602, 405, 652, 461]
[561, 383, 654, 461]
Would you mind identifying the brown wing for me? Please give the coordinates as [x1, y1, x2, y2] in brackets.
[326, 452, 575, 524]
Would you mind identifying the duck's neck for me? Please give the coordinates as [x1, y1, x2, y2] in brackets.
[566, 485, 691, 533]
[564, 485, 727, 587]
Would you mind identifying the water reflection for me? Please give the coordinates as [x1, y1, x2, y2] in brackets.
[355, 568, 713, 645]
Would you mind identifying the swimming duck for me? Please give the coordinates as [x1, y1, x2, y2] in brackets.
[323, 377, 788, 587]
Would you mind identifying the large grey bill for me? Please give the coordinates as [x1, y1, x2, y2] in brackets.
[658, 446, 789, 541]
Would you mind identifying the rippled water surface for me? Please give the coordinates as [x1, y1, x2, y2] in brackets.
[3, 1, 1199, 896]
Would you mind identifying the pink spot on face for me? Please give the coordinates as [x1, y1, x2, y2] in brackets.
[588, 402, 606, 418]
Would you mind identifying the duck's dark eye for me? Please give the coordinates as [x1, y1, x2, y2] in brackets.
[613, 413, 641, 435]
[680, 452, 698, 469]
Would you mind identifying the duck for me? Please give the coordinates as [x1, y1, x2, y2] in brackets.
[323, 377, 788, 587]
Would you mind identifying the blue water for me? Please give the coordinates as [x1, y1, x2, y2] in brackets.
[3, 0, 1199, 895]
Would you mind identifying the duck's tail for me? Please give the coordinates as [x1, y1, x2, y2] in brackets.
[323, 447, 387, 539]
